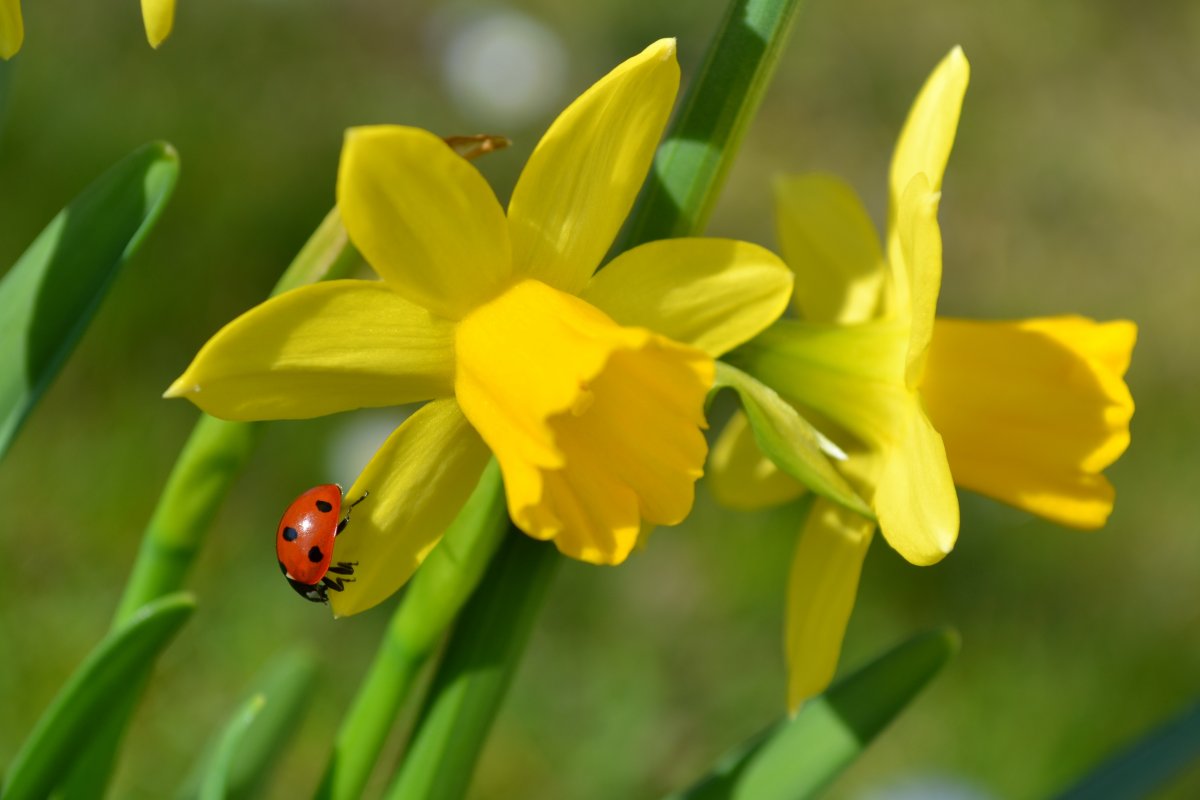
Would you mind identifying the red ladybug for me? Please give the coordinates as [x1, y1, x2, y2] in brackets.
[275, 484, 368, 603]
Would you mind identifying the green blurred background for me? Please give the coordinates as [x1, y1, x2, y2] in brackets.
[1, 0, 1197, 797]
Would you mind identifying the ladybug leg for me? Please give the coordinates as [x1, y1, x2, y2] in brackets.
[327, 561, 357, 576]
[335, 491, 370, 536]
[321, 574, 355, 593]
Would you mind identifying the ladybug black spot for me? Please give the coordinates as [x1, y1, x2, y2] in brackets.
[283, 526, 299, 542]
[316, 500, 333, 513]
[308, 545, 324, 563]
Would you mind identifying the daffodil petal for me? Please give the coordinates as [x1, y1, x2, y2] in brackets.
[580, 238, 792, 357]
[785, 499, 874, 710]
[507, 39, 679, 293]
[774, 174, 886, 324]
[142, 0, 175, 48]
[873, 398, 958, 565]
[165, 280, 456, 421]
[888, 46, 969, 207]
[708, 410, 805, 510]
[0, 0, 22, 59]
[329, 399, 491, 617]
[921, 316, 1136, 528]
[338, 126, 512, 318]
[891, 173, 943, 386]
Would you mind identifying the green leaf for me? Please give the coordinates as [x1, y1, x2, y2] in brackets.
[668, 628, 958, 800]
[620, 0, 808, 247]
[316, 461, 510, 800]
[1055, 700, 1200, 799]
[196, 694, 268, 800]
[713, 361, 872, 518]
[0, 593, 196, 800]
[178, 650, 319, 800]
[0, 142, 179, 460]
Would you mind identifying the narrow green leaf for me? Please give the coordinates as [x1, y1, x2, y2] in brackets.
[1, 594, 196, 800]
[384, 531, 560, 800]
[178, 650, 319, 800]
[1055, 700, 1200, 800]
[316, 460, 510, 800]
[620, 0, 807, 247]
[668, 628, 958, 800]
[714, 361, 872, 518]
[0, 142, 179, 460]
[197, 694, 269, 800]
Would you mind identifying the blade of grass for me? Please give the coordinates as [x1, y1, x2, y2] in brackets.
[1055, 700, 1200, 800]
[0, 594, 196, 800]
[178, 649, 320, 800]
[315, 460, 510, 800]
[668, 628, 959, 800]
[197, 694, 269, 800]
[0, 141, 178, 460]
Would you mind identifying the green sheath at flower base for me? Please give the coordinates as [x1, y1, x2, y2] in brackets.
[710, 46, 1137, 710]
[164, 38, 795, 619]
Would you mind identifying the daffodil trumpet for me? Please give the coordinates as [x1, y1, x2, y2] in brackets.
[709, 46, 1136, 709]
[166, 39, 795, 617]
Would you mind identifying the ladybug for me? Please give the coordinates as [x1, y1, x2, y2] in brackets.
[276, 484, 368, 603]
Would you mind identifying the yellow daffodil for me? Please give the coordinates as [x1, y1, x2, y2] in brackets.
[166, 39, 794, 616]
[0, 0, 174, 58]
[710, 47, 1136, 709]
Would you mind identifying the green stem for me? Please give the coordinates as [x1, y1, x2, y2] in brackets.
[384, 530, 561, 800]
[380, 2, 808, 796]
[314, 461, 510, 800]
[619, 0, 808, 248]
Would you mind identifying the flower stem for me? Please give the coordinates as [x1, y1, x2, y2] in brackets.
[383, 529, 561, 800]
[620, 0, 808, 248]
[314, 461, 510, 800]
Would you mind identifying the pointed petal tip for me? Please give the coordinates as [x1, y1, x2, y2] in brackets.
[162, 377, 196, 399]
[649, 38, 677, 60]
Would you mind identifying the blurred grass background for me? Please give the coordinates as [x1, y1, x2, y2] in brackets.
[1, 0, 1197, 797]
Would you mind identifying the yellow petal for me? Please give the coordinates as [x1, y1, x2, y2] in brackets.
[708, 410, 805, 510]
[142, 0, 175, 48]
[329, 399, 491, 616]
[873, 397, 959, 565]
[891, 173, 943, 386]
[921, 316, 1136, 528]
[164, 280, 456, 420]
[0, 0, 22, 59]
[785, 499, 874, 710]
[580, 238, 792, 357]
[337, 126, 512, 319]
[507, 39, 679, 294]
[888, 46, 969, 209]
[455, 279, 712, 564]
[774, 174, 886, 324]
